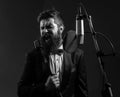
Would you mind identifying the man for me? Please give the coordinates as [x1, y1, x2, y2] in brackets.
[17, 9, 88, 97]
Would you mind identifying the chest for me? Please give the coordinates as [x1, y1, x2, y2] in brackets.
[34, 52, 77, 84]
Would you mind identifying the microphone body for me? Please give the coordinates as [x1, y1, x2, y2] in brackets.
[76, 7, 84, 44]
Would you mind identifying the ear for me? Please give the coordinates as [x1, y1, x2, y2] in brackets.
[59, 26, 64, 33]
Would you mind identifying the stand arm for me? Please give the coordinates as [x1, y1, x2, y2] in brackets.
[87, 15, 113, 97]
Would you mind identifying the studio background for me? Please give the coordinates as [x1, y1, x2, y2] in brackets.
[0, 0, 120, 97]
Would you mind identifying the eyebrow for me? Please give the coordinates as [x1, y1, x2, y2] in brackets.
[40, 24, 54, 29]
[41, 23, 53, 27]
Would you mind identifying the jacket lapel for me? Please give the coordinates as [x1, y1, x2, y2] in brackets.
[60, 51, 73, 88]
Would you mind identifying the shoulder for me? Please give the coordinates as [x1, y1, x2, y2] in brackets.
[25, 47, 41, 60]
[64, 30, 78, 53]
[71, 48, 84, 61]
[26, 39, 42, 58]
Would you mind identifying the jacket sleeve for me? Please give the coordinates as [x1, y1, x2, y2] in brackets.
[17, 52, 46, 97]
[74, 49, 88, 97]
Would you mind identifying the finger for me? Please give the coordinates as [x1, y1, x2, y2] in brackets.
[53, 81, 60, 88]
[53, 80, 60, 86]
[51, 75, 59, 80]
[52, 77, 60, 82]
[53, 80, 60, 84]
[51, 76, 60, 87]
[52, 78, 60, 84]
[55, 83, 60, 88]
[51, 75, 57, 78]
[52, 74, 58, 78]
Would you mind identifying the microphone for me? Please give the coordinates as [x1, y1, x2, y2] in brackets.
[76, 6, 85, 44]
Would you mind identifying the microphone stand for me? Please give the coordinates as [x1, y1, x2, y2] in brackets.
[87, 15, 113, 97]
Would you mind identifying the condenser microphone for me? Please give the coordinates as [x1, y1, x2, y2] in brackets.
[76, 6, 84, 44]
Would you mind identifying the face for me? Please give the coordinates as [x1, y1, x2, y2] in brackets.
[40, 18, 63, 51]
[40, 18, 59, 37]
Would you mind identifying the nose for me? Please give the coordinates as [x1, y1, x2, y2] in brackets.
[43, 28, 48, 33]
[41, 28, 48, 36]
[41, 29, 50, 37]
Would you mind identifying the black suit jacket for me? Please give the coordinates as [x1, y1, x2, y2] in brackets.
[17, 30, 88, 97]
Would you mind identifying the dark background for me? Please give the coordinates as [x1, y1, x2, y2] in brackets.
[0, 0, 120, 97]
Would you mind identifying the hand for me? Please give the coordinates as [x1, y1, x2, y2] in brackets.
[51, 74, 60, 88]
[45, 73, 60, 91]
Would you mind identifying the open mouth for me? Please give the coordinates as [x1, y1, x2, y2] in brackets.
[43, 33, 52, 43]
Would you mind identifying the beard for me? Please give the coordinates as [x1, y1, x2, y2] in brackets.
[41, 31, 63, 53]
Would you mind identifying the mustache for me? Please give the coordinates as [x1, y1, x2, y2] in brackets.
[42, 32, 52, 41]
[42, 31, 61, 40]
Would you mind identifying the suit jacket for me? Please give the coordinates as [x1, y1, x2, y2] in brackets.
[17, 47, 88, 97]
[17, 30, 88, 97]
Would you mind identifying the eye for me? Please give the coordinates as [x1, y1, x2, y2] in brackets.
[46, 25, 53, 29]
[40, 26, 45, 30]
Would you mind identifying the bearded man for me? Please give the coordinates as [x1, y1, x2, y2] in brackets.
[17, 9, 88, 97]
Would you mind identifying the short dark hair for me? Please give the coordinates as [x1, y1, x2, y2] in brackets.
[37, 9, 64, 29]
